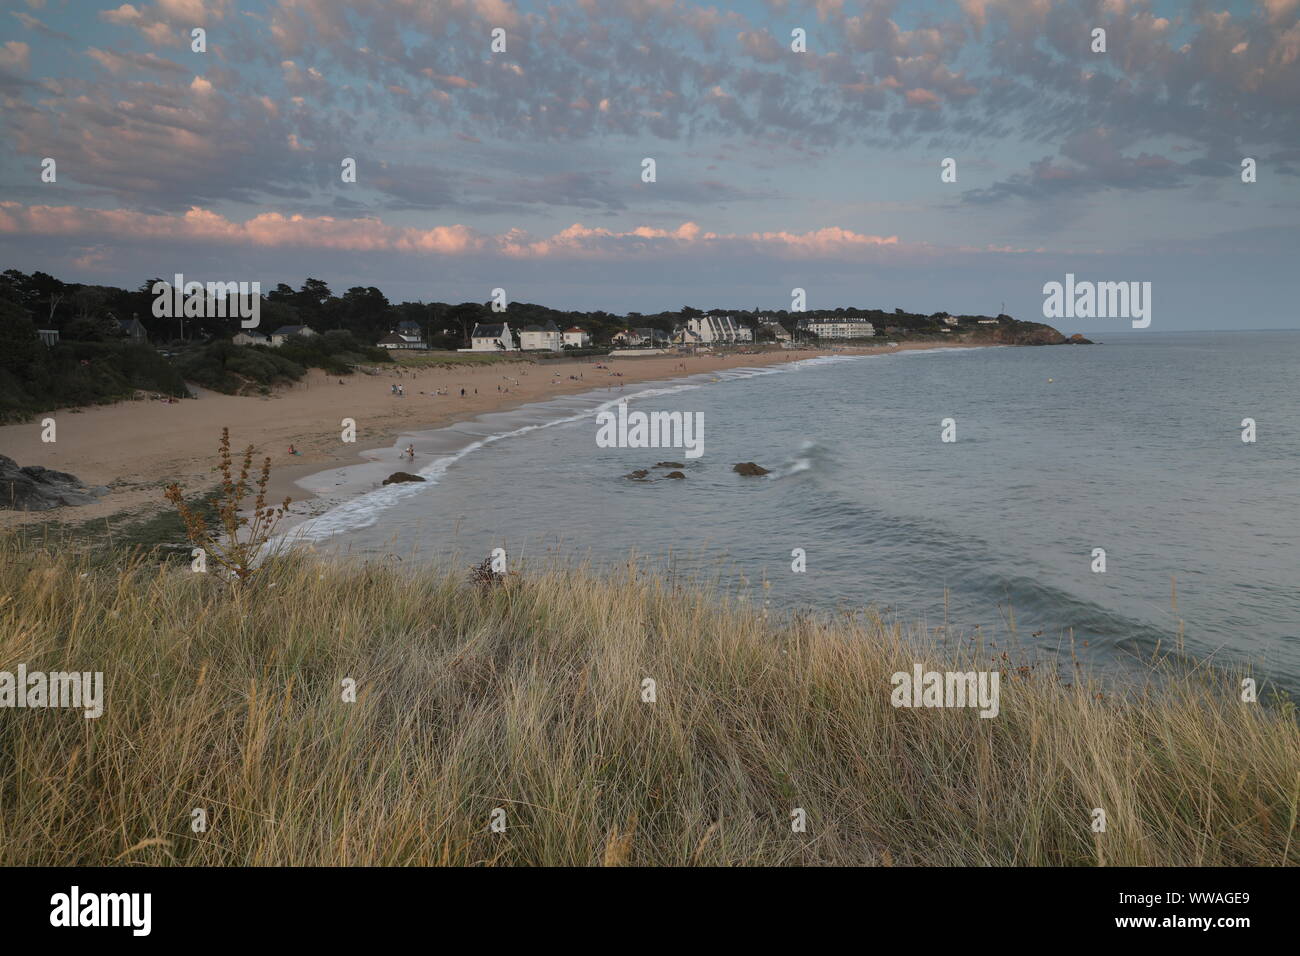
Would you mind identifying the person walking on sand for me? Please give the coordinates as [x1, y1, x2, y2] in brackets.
[405, 444, 415, 459]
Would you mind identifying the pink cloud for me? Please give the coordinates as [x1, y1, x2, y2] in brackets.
[904, 87, 941, 108]
[0, 203, 914, 262]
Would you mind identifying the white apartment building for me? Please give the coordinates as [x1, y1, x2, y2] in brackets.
[794, 316, 876, 339]
[675, 315, 753, 345]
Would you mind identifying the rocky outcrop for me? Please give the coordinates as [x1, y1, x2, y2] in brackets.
[664, 471, 686, 479]
[656, 461, 685, 468]
[732, 462, 771, 476]
[984, 322, 1066, 346]
[0, 455, 106, 511]
[382, 471, 426, 485]
[625, 469, 650, 480]
[1066, 333, 1094, 344]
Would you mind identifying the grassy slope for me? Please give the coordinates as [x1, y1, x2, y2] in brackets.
[1, 540, 1295, 866]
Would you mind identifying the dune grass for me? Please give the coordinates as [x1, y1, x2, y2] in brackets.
[0, 538, 1295, 866]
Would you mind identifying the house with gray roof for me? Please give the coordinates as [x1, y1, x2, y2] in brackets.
[469, 322, 514, 351]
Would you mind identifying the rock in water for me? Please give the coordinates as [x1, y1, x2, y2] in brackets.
[382, 471, 426, 485]
[0, 455, 100, 511]
[732, 462, 770, 476]
[624, 469, 650, 480]
[664, 471, 686, 479]
[655, 461, 685, 468]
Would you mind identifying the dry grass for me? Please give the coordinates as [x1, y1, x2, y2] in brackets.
[0, 538, 1295, 866]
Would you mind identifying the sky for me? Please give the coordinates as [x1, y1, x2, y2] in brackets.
[0, 0, 1298, 330]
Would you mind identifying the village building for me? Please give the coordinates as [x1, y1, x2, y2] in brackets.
[117, 316, 149, 344]
[232, 329, 270, 346]
[673, 315, 753, 345]
[794, 316, 876, 339]
[518, 320, 563, 351]
[270, 324, 317, 346]
[469, 322, 514, 351]
[613, 327, 669, 347]
[756, 316, 792, 341]
[376, 319, 428, 350]
[376, 331, 428, 350]
[562, 326, 591, 348]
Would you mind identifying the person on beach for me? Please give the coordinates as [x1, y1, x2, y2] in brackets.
[404, 445, 415, 459]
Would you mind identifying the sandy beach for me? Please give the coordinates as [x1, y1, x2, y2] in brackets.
[0, 342, 978, 528]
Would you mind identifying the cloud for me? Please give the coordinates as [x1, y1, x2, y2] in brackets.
[86, 47, 188, 74]
[0, 201, 912, 263]
[962, 127, 1188, 205]
[100, 4, 144, 26]
[10, 11, 72, 41]
[0, 41, 31, 74]
[4, 0, 1300, 219]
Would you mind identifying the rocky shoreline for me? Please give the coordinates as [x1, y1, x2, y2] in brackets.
[1, 455, 108, 511]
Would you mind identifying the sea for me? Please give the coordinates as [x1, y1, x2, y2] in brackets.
[282, 331, 1300, 695]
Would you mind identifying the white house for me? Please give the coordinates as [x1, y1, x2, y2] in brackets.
[518, 320, 562, 352]
[674, 315, 753, 345]
[613, 327, 669, 347]
[376, 331, 428, 350]
[233, 329, 270, 346]
[794, 316, 876, 340]
[562, 326, 591, 348]
[940, 314, 958, 326]
[270, 324, 317, 346]
[470, 322, 514, 351]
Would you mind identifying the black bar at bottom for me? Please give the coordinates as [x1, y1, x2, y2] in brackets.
[0, 865, 1286, 942]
